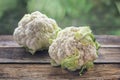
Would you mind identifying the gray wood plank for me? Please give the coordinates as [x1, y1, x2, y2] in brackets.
[0, 35, 119, 63]
[0, 64, 119, 80]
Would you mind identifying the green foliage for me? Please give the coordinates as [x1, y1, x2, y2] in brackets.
[110, 30, 120, 35]
[0, 0, 120, 35]
[27, 0, 65, 20]
[27, 0, 94, 19]
[0, 0, 27, 35]
[61, 0, 94, 18]
[115, 1, 120, 13]
[0, 0, 18, 18]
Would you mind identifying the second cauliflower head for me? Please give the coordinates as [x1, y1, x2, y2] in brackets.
[49, 26, 100, 75]
[13, 11, 61, 54]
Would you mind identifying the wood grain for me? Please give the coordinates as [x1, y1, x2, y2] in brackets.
[1, 35, 120, 47]
[0, 35, 120, 79]
[0, 64, 119, 80]
[0, 35, 120, 63]
[0, 47, 120, 63]
[95, 35, 120, 45]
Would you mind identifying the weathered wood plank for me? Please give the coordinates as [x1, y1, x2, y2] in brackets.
[0, 35, 120, 63]
[95, 35, 120, 45]
[0, 35, 120, 47]
[0, 35, 119, 79]
[0, 48, 50, 63]
[0, 47, 120, 63]
[0, 64, 119, 80]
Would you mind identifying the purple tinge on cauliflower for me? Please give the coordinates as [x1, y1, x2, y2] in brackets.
[49, 26, 100, 75]
[13, 11, 61, 54]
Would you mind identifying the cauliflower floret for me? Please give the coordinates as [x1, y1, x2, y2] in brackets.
[49, 26, 100, 74]
[13, 11, 61, 54]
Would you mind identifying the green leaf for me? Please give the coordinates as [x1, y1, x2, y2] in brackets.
[79, 61, 94, 76]
[85, 61, 94, 69]
[74, 31, 82, 40]
[79, 66, 86, 76]
[49, 39, 53, 44]
[51, 59, 59, 66]
[61, 48, 80, 71]
[95, 41, 100, 50]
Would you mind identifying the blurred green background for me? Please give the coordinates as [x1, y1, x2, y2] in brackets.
[0, 0, 120, 35]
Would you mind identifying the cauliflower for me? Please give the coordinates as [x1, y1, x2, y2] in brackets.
[49, 26, 100, 75]
[13, 11, 61, 54]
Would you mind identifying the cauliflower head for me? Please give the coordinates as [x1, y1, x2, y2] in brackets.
[49, 26, 100, 74]
[13, 11, 61, 54]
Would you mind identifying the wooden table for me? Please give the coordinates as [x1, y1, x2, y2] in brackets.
[0, 35, 120, 80]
